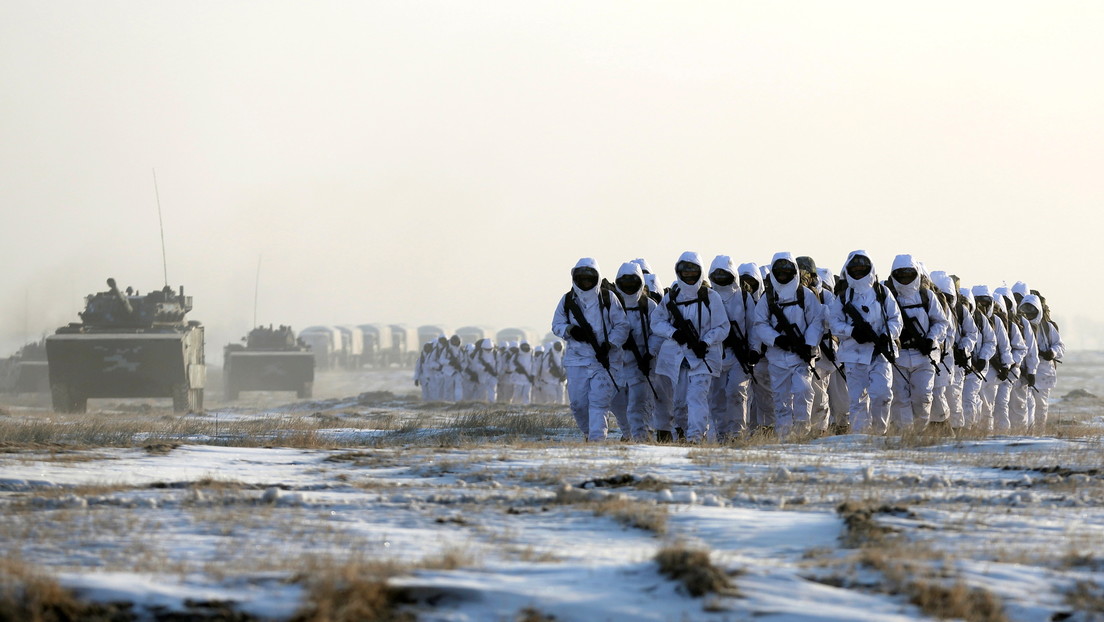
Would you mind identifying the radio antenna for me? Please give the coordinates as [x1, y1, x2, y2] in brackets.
[153, 168, 169, 287]
[253, 255, 262, 328]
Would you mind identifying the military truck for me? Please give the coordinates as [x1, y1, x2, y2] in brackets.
[45, 278, 205, 413]
[223, 325, 314, 400]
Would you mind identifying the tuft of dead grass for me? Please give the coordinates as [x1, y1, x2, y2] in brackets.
[0, 556, 134, 622]
[1065, 580, 1104, 613]
[592, 496, 668, 535]
[836, 500, 913, 548]
[654, 543, 739, 598]
[289, 555, 413, 622]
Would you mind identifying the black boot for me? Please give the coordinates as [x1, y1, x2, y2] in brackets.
[655, 429, 673, 443]
[675, 427, 686, 441]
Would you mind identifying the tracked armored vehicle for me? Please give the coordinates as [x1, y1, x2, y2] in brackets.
[45, 278, 205, 413]
[0, 338, 49, 394]
[223, 325, 314, 400]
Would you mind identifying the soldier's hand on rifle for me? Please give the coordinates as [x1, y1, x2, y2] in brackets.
[569, 325, 588, 341]
[773, 334, 795, 350]
[973, 358, 987, 373]
[875, 333, 893, 355]
[1040, 350, 1054, 361]
[671, 327, 691, 345]
[723, 332, 739, 350]
[1025, 372, 1036, 386]
[851, 323, 876, 344]
[747, 350, 762, 366]
[691, 340, 708, 359]
[596, 342, 611, 367]
[800, 344, 819, 363]
[954, 347, 969, 368]
[996, 366, 1009, 382]
[919, 337, 935, 354]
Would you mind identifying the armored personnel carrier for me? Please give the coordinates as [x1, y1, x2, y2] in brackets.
[223, 325, 314, 400]
[45, 278, 205, 413]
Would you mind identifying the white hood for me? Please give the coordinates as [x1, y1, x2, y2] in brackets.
[959, 287, 975, 310]
[708, 254, 738, 295]
[631, 257, 654, 275]
[930, 271, 956, 299]
[889, 254, 921, 298]
[971, 285, 993, 316]
[1020, 294, 1043, 326]
[842, 249, 876, 291]
[738, 262, 763, 295]
[571, 257, 601, 302]
[479, 338, 494, 350]
[671, 251, 705, 302]
[615, 261, 646, 302]
[1012, 281, 1030, 297]
[817, 267, 836, 291]
[767, 251, 800, 300]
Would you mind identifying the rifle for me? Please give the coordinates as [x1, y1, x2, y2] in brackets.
[842, 294, 907, 382]
[820, 334, 847, 381]
[623, 333, 659, 399]
[954, 347, 986, 382]
[899, 304, 940, 376]
[724, 320, 758, 384]
[564, 291, 619, 389]
[766, 292, 820, 380]
[513, 359, 535, 384]
[477, 351, 498, 378]
[665, 287, 712, 374]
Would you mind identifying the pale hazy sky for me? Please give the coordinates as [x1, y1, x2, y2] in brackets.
[2, 1, 1102, 355]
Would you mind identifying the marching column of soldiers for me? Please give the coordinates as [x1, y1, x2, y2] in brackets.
[548, 251, 1065, 443]
[413, 334, 568, 406]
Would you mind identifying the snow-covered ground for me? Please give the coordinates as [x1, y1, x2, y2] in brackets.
[1, 356, 1103, 621]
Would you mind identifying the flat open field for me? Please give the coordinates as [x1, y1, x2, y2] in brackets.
[1, 353, 1103, 621]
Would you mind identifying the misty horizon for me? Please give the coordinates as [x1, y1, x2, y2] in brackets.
[3, 2, 1102, 357]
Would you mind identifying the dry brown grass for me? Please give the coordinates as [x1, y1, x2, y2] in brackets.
[1064, 580, 1104, 613]
[0, 556, 133, 622]
[654, 542, 739, 598]
[592, 496, 668, 535]
[289, 556, 413, 622]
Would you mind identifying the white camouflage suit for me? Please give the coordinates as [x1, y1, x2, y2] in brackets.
[1019, 293, 1064, 430]
[885, 254, 949, 430]
[828, 250, 903, 435]
[752, 252, 825, 438]
[928, 272, 978, 430]
[707, 255, 756, 441]
[650, 252, 728, 443]
[551, 258, 629, 441]
[610, 261, 662, 442]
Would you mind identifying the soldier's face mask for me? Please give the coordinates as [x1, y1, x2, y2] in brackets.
[891, 267, 918, 285]
[709, 270, 735, 287]
[449, 335, 461, 346]
[771, 261, 797, 285]
[553, 341, 563, 351]
[1019, 304, 1039, 320]
[520, 343, 531, 352]
[846, 255, 873, 279]
[676, 261, 701, 285]
[976, 296, 993, 313]
[572, 267, 599, 291]
[740, 275, 760, 293]
[615, 274, 642, 295]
